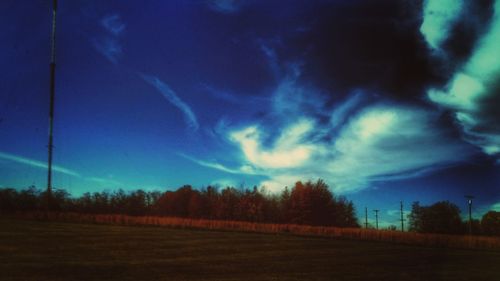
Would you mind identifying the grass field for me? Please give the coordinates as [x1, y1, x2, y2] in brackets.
[1, 218, 500, 281]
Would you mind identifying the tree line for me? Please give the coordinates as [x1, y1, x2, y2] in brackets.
[1, 180, 499, 236]
[408, 201, 500, 236]
[0, 179, 358, 227]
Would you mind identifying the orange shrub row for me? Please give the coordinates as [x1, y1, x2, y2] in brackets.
[10, 212, 500, 250]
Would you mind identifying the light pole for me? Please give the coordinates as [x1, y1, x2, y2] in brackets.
[465, 195, 474, 235]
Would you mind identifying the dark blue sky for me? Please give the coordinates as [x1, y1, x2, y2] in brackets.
[1, 0, 499, 227]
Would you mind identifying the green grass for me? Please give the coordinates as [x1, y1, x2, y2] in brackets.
[0, 218, 499, 281]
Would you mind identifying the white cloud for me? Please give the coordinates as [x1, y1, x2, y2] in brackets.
[228, 103, 472, 193]
[420, 0, 464, 51]
[259, 40, 281, 78]
[427, 0, 500, 157]
[330, 91, 363, 130]
[87, 176, 122, 187]
[329, 105, 472, 191]
[92, 37, 122, 64]
[0, 151, 80, 177]
[101, 14, 125, 36]
[272, 78, 328, 118]
[208, 0, 243, 14]
[193, 65, 473, 194]
[210, 178, 240, 188]
[178, 153, 258, 175]
[491, 202, 500, 212]
[142, 74, 199, 131]
[92, 13, 126, 64]
[230, 119, 318, 169]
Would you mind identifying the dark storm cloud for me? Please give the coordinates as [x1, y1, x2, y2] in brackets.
[208, 1, 443, 102]
[276, 1, 440, 101]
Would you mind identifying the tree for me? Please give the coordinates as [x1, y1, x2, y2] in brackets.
[408, 201, 464, 234]
[481, 211, 500, 236]
[286, 180, 358, 227]
[0, 188, 17, 212]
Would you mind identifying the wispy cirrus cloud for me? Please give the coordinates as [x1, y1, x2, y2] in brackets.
[92, 13, 125, 64]
[0, 151, 80, 177]
[87, 176, 122, 187]
[208, 0, 244, 14]
[142, 74, 199, 131]
[101, 14, 125, 36]
[201, 83, 269, 105]
[178, 153, 258, 175]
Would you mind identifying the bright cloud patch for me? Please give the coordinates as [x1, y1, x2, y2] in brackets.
[420, 0, 464, 50]
[427, 0, 500, 157]
[230, 119, 317, 169]
[226, 101, 472, 193]
[328, 105, 472, 191]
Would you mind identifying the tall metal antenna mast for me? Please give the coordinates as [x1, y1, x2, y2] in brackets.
[47, 0, 58, 206]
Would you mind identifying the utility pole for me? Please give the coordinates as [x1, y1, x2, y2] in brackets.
[46, 0, 58, 209]
[364, 207, 368, 229]
[373, 209, 379, 230]
[400, 201, 405, 232]
[465, 195, 474, 235]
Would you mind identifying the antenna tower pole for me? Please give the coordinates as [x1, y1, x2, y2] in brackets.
[47, 0, 58, 208]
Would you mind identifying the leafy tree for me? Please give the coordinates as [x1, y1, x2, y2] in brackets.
[0, 188, 17, 212]
[408, 201, 464, 234]
[481, 211, 500, 236]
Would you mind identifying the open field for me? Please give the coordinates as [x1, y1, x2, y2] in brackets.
[1, 218, 500, 280]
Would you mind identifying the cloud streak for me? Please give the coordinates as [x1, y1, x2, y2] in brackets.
[178, 153, 258, 175]
[208, 0, 243, 14]
[142, 74, 199, 131]
[0, 151, 80, 177]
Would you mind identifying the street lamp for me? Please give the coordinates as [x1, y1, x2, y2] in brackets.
[465, 195, 474, 235]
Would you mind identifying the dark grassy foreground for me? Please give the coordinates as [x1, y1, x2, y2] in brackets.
[0, 218, 499, 281]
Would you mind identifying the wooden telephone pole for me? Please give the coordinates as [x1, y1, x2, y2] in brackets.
[373, 209, 379, 230]
[400, 201, 405, 232]
[364, 207, 368, 228]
